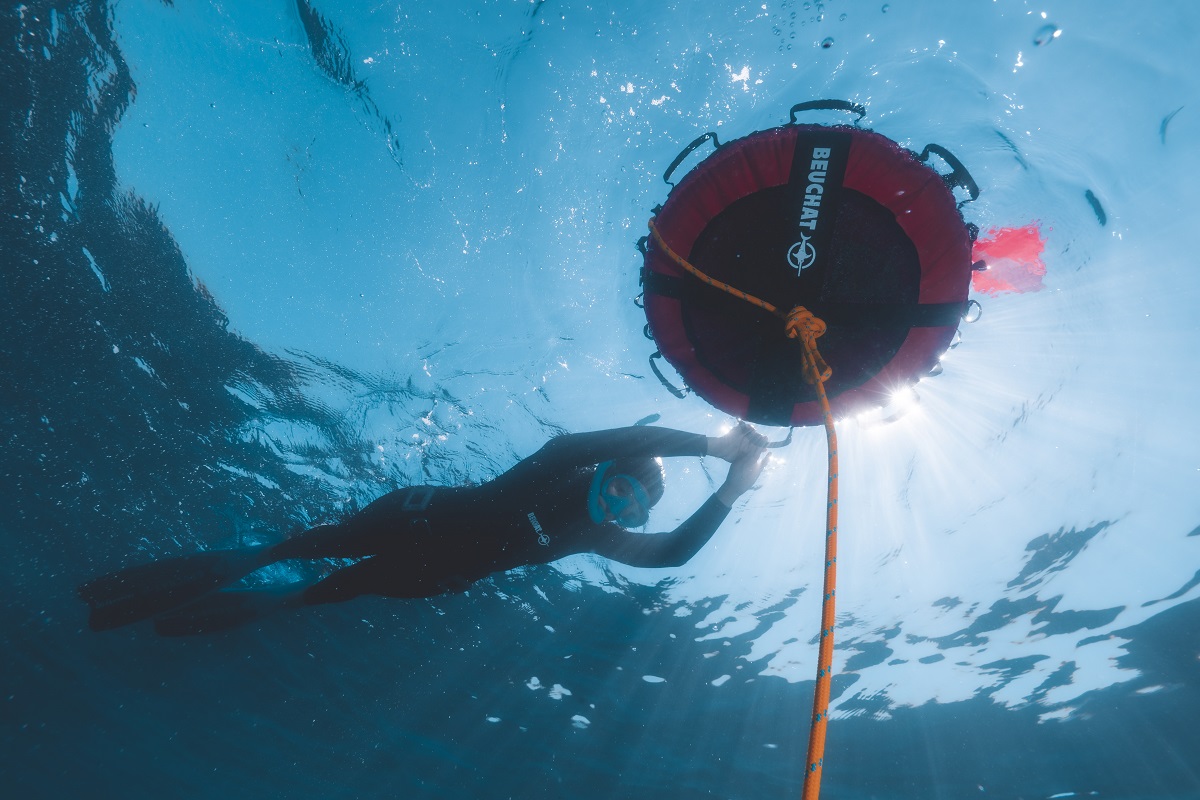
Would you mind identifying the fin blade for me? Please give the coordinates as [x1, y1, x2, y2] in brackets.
[153, 584, 303, 637]
[78, 548, 268, 631]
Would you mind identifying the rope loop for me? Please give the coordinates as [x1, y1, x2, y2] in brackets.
[784, 306, 832, 385]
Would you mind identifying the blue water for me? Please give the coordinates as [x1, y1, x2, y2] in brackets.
[4, 1, 1200, 798]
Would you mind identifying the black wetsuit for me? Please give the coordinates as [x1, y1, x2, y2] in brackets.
[270, 427, 730, 604]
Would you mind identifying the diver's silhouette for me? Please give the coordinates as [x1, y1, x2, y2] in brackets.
[79, 425, 769, 635]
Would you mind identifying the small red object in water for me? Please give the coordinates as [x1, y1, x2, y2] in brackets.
[970, 224, 1046, 295]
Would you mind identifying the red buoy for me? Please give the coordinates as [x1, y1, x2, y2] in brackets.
[642, 108, 977, 426]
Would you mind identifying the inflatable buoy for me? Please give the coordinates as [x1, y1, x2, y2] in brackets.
[641, 101, 980, 427]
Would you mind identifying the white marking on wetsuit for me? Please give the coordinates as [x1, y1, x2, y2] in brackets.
[527, 512, 550, 546]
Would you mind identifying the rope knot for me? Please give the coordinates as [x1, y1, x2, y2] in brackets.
[784, 306, 827, 341]
[784, 306, 832, 385]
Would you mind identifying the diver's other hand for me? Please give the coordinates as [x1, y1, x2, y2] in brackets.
[707, 422, 769, 463]
[715, 446, 769, 507]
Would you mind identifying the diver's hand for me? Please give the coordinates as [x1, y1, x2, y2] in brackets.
[715, 446, 769, 507]
[707, 422, 769, 463]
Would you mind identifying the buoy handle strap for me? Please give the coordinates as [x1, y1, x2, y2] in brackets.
[663, 131, 723, 187]
[918, 143, 980, 204]
[647, 351, 689, 399]
[788, 99, 866, 125]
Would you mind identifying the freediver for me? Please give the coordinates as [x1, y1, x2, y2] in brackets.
[79, 424, 770, 635]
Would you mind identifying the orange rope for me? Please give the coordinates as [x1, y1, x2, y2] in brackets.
[799, 333, 838, 800]
[649, 219, 839, 800]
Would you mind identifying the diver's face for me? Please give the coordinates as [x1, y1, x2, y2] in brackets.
[600, 474, 651, 528]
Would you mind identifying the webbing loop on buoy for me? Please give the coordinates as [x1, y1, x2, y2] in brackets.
[649, 218, 839, 800]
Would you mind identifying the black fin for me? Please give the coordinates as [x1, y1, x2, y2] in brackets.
[78, 547, 270, 631]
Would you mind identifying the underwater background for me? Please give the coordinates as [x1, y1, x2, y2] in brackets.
[3, 1, 1199, 797]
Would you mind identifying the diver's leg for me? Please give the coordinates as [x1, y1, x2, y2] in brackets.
[269, 487, 434, 561]
[152, 582, 310, 637]
[298, 556, 444, 606]
[156, 554, 440, 635]
[268, 523, 368, 560]
[82, 489, 432, 631]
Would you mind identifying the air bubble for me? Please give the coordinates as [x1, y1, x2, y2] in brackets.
[881, 3, 889, 11]
[1033, 23, 1060, 46]
[820, 36, 834, 48]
